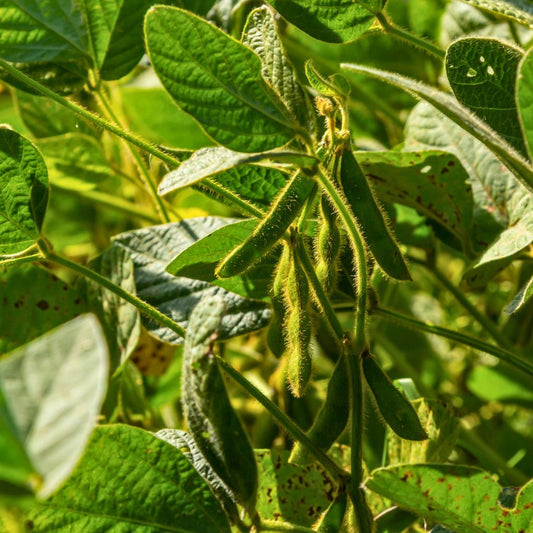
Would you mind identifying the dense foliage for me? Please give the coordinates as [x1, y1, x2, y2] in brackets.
[1, 1, 533, 532]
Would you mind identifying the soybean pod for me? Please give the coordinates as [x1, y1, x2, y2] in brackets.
[362, 352, 427, 441]
[339, 148, 411, 281]
[181, 296, 258, 515]
[315, 492, 347, 533]
[216, 169, 315, 278]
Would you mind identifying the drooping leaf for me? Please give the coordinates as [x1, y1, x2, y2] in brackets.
[145, 6, 296, 152]
[505, 275, 533, 314]
[0, 263, 87, 353]
[265, 0, 375, 43]
[112, 218, 271, 344]
[87, 246, 141, 372]
[28, 424, 231, 532]
[341, 63, 533, 193]
[366, 464, 533, 533]
[159, 146, 315, 195]
[357, 150, 474, 253]
[446, 37, 526, 156]
[0, 314, 108, 498]
[166, 219, 275, 300]
[242, 6, 314, 130]
[0, 128, 49, 258]
[517, 46, 533, 160]
[458, 0, 533, 27]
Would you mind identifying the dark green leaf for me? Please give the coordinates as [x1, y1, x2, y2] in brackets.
[505, 275, 533, 314]
[265, 0, 375, 43]
[0, 128, 49, 258]
[112, 218, 270, 345]
[0, 314, 108, 498]
[446, 38, 526, 156]
[518, 46, 533, 160]
[29, 424, 231, 532]
[145, 6, 296, 152]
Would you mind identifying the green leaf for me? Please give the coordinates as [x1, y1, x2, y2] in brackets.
[0, 263, 87, 353]
[112, 218, 270, 345]
[0, 0, 89, 63]
[79, 0, 153, 80]
[87, 246, 141, 372]
[467, 364, 533, 403]
[0, 128, 49, 258]
[305, 60, 351, 98]
[458, 0, 533, 27]
[505, 275, 533, 314]
[0, 314, 108, 498]
[166, 218, 275, 300]
[37, 133, 113, 190]
[341, 63, 533, 193]
[255, 449, 340, 527]
[145, 6, 296, 152]
[159, 147, 315, 195]
[357, 150, 474, 253]
[265, 0, 375, 43]
[28, 424, 232, 532]
[446, 38, 526, 156]
[518, 47, 533, 160]
[366, 464, 533, 533]
[242, 6, 314, 130]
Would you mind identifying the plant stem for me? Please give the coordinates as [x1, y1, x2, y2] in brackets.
[96, 89, 170, 223]
[409, 256, 514, 350]
[374, 12, 445, 60]
[0, 252, 42, 270]
[51, 184, 161, 224]
[296, 237, 344, 340]
[372, 307, 533, 376]
[314, 163, 370, 531]
[216, 356, 349, 484]
[45, 250, 186, 338]
[260, 520, 315, 533]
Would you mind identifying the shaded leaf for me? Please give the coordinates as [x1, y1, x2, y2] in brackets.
[0, 314, 108, 498]
[265, 0, 375, 43]
[467, 364, 533, 403]
[145, 6, 296, 152]
[0, 128, 48, 258]
[446, 37, 526, 156]
[459, 0, 533, 27]
[518, 46, 533, 160]
[112, 218, 270, 345]
[505, 275, 533, 314]
[29, 424, 231, 532]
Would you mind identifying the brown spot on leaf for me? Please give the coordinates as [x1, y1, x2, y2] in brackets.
[36, 300, 49, 310]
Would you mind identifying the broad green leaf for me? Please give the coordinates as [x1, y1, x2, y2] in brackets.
[79, 0, 153, 80]
[404, 102, 533, 282]
[0, 263, 87, 353]
[112, 218, 270, 345]
[341, 63, 533, 193]
[366, 464, 533, 532]
[145, 6, 296, 152]
[87, 246, 141, 372]
[265, 0, 375, 43]
[407, 0, 447, 40]
[0, 314, 108, 498]
[358, 150, 474, 253]
[159, 147, 315, 195]
[166, 219, 275, 300]
[0, 128, 48, 258]
[467, 364, 533, 403]
[38, 133, 113, 190]
[459, 0, 533, 27]
[242, 7, 314, 130]
[387, 399, 460, 465]
[446, 38, 526, 156]
[505, 275, 533, 314]
[28, 424, 231, 532]
[255, 449, 339, 527]
[14, 90, 96, 139]
[518, 47, 533, 160]
[0, 0, 89, 63]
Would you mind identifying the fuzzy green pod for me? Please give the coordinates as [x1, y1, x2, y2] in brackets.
[266, 244, 291, 358]
[315, 492, 347, 533]
[284, 250, 312, 397]
[339, 148, 411, 281]
[362, 352, 428, 441]
[181, 296, 258, 514]
[314, 193, 341, 295]
[216, 169, 315, 278]
[289, 354, 349, 464]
